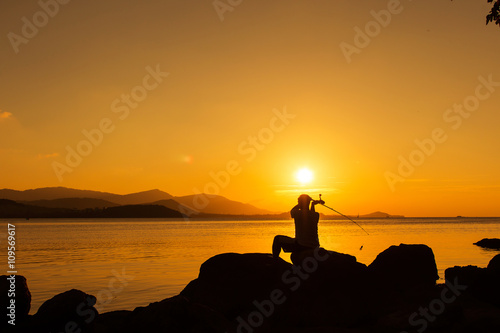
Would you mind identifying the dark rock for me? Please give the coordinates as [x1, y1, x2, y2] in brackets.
[459, 305, 500, 332]
[368, 244, 439, 290]
[474, 238, 500, 250]
[445, 265, 487, 287]
[0, 275, 31, 326]
[487, 254, 500, 273]
[94, 295, 229, 333]
[181, 253, 292, 320]
[445, 261, 500, 307]
[285, 248, 370, 328]
[290, 247, 357, 266]
[31, 289, 98, 333]
[181, 251, 370, 330]
[484, 254, 500, 307]
[92, 310, 132, 333]
[28, 245, 500, 333]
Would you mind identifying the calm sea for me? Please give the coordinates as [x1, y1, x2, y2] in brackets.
[1, 218, 499, 314]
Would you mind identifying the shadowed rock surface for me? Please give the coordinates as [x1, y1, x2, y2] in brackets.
[488, 253, 500, 272]
[31, 289, 98, 333]
[445, 254, 500, 307]
[0, 275, 31, 328]
[368, 243, 439, 290]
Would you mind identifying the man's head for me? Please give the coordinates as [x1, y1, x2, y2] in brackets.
[298, 194, 312, 208]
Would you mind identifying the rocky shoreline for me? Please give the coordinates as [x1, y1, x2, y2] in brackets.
[2, 243, 500, 333]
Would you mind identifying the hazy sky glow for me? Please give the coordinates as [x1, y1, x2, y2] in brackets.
[1, 0, 499, 216]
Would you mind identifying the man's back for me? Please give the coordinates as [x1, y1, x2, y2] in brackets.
[291, 207, 319, 248]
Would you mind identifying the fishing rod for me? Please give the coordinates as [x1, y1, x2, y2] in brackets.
[315, 194, 370, 236]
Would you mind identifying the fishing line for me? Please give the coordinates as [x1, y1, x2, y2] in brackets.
[319, 203, 370, 235]
[315, 194, 369, 250]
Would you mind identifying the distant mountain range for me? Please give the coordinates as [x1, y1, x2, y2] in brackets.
[0, 187, 403, 219]
[0, 187, 173, 205]
[0, 187, 273, 218]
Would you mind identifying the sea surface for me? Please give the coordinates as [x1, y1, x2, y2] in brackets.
[1, 217, 499, 314]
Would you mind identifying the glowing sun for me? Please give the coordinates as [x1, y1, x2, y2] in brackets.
[295, 168, 314, 184]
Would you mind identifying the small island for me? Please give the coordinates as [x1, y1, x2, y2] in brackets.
[474, 238, 500, 250]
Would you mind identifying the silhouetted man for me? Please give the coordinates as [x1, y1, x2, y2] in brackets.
[272, 194, 324, 259]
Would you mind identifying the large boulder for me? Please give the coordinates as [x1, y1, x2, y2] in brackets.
[181, 251, 370, 330]
[483, 254, 500, 306]
[290, 247, 357, 266]
[442, 262, 500, 331]
[368, 244, 439, 290]
[181, 253, 292, 320]
[487, 253, 500, 273]
[474, 238, 500, 250]
[31, 289, 98, 333]
[0, 275, 31, 326]
[445, 265, 487, 288]
[285, 248, 370, 328]
[444, 255, 500, 307]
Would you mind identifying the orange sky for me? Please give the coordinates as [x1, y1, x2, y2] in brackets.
[1, 1, 499, 216]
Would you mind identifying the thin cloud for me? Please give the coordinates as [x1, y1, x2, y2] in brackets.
[0, 111, 13, 120]
[275, 188, 339, 194]
[405, 179, 431, 182]
[37, 152, 60, 160]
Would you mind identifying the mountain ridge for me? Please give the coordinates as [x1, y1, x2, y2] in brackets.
[0, 187, 173, 205]
[0, 187, 271, 216]
[173, 194, 272, 215]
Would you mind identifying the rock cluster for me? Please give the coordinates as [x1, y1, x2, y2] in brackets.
[2, 245, 499, 333]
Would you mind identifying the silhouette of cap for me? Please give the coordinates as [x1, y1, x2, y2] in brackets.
[298, 194, 312, 204]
